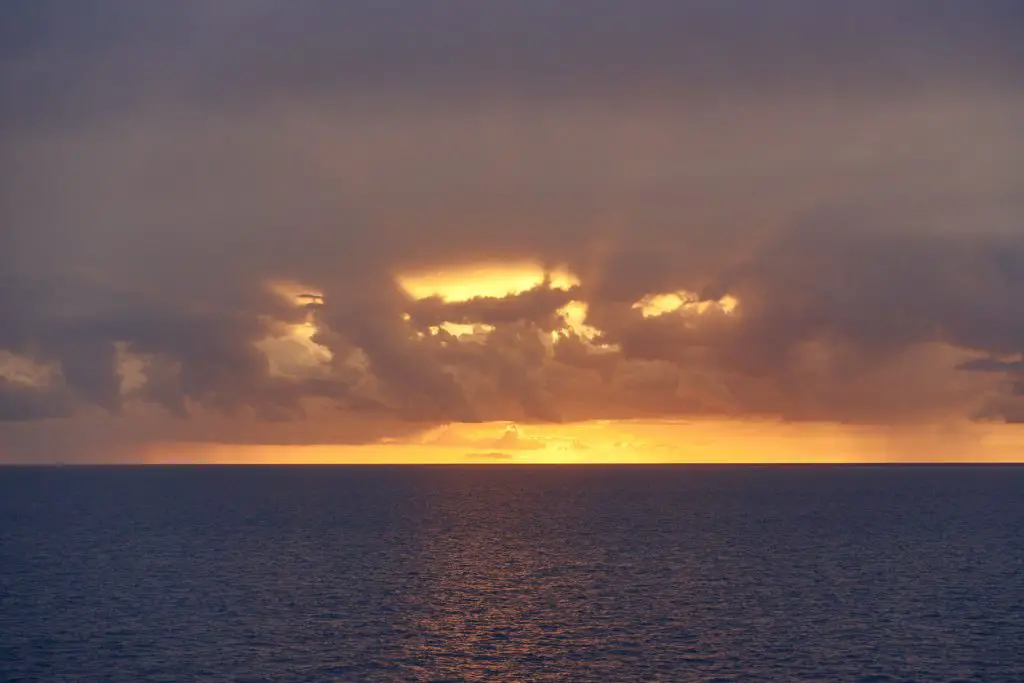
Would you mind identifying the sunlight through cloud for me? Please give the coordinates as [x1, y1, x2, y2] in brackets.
[395, 261, 579, 303]
[258, 280, 333, 378]
[633, 291, 739, 318]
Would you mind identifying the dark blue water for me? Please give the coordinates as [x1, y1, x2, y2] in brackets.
[2, 466, 1023, 682]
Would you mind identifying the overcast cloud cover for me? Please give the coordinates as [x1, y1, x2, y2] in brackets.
[2, 1, 1023, 460]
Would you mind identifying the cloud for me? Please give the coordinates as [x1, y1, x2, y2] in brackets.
[416, 424, 547, 452]
[465, 452, 515, 461]
[4, 1, 1022, 128]
[406, 285, 580, 331]
[958, 358, 1024, 373]
[0, 379, 73, 421]
[1, 2, 1024, 460]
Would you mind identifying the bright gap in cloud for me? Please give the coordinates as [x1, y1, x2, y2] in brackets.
[257, 321, 334, 378]
[395, 261, 579, 302]
[633, 291, 739, 318]
[554, 300, 602, 342]
[258, 280, 333, 378]
[429, 322, 495, 339]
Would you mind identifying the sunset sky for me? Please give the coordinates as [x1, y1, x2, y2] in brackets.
[2, 1, 1024, 463]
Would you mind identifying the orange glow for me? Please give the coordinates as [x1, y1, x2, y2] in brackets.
[394, 261, 605, 345]
[429, 322, 496, 339]
[553, 300, 604, 342]
[395, 261, 578, 302]
[135, 419, 1024, 464]
[633, 291, 739, 318]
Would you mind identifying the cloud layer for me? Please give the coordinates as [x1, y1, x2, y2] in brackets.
[2, 1, 1023, 458]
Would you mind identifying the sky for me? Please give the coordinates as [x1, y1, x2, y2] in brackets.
[2, 1, 1024, 463]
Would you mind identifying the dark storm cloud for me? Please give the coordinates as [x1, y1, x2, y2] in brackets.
[1, 1, 1023, 458]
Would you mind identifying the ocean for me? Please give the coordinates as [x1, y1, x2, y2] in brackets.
[1, 465, 1022, 682]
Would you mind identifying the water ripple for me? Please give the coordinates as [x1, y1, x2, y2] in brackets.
[1, 465, 1023, 681]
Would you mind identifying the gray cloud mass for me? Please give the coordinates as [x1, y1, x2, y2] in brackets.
[1, 1, 1023, 459]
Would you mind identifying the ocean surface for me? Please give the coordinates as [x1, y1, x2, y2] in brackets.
[1, 466, 1023, 682]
